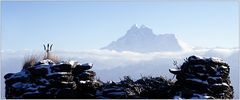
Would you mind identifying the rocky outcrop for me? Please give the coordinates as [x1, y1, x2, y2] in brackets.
[4, 55, 233, 99]
[96, 76, 173, 99]
[4, 59, 101, 99]
[169, 55, 233, 99]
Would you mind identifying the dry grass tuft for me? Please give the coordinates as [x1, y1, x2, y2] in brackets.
[22, 53, 60, 69]
[22, 55, 39, 69]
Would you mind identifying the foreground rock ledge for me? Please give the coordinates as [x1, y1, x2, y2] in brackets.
[4, 55, 233, 99]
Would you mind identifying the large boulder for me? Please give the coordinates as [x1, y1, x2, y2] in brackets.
[4, 59, 100, 99]
[169, 55, 233, 99]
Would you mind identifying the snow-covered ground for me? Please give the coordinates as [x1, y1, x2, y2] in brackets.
[1, 48, 239, 99]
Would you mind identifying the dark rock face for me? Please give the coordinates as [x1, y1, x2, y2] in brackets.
[96, 76, 173, 99]
[4, 55, 233, 99]
[4, 59, 100, 99]
[169, 55, 233, 99]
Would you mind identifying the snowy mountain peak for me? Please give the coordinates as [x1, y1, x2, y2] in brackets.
[101, 25, 192, 53]
[127, 24, 155, 37]
[130, 24, 138, 29]
[131, 24, 146, 29]
[140, 25, 147, 28]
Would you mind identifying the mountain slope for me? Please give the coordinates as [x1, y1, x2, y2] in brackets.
[101, 25, 191, 53]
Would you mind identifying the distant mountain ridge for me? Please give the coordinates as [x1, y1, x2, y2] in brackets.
[101, 24, 192, 53]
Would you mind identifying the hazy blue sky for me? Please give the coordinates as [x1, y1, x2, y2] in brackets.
[1, 1, 239, 51]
